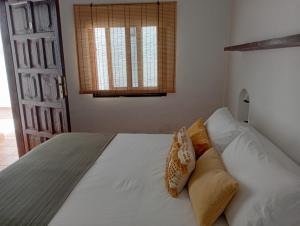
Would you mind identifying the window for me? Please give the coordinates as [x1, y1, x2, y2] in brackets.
[142, 26, 158, 88]
[74, 2, 176, 96]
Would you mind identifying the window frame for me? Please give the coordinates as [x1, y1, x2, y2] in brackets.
[74, 2, 177, 97]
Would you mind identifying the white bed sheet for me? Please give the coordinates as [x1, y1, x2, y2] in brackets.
[50, 134, 228, 226]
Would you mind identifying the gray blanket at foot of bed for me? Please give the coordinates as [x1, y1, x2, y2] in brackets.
[0, 133, 115, 226]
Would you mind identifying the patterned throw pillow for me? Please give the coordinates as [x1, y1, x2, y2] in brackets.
[165, 127, 196, 198]
[188, 118, 212, 158]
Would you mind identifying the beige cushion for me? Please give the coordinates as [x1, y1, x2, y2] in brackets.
[188, 148, 239, 226]
[165, 127, 196, 198]
[187, 118, 212, 158]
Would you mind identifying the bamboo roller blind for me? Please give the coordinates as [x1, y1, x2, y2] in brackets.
[74, 2, 177, 95]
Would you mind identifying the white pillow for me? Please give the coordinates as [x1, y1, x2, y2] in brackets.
[248, 127, 300, 176]
[222, 131, 300, 226]
[205, 107, 247, 152]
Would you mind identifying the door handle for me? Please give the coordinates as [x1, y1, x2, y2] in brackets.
[58, 76, 68, 98]
[28, 22, 33, 31]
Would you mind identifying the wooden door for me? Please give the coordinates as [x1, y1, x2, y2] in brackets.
[5, 0, 70, 155]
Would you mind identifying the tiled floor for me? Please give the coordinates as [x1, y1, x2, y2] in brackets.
[0, 107, 19, 171]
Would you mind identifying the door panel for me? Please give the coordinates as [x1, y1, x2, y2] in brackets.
[36, 106, 52, 133]
[28, 38, 44, 68]
[23, 104, 36, 130]
[10, 2, 32, 35]
[15, 40, 30, 68]
[27, 134, 40, 150]
[44, 38, 58, 68]
[32, 0, 53, 33]
[19, 73, 41, 101]
[40, 73, 60, 102]
[52, 108, 66, 133]
[6, 0, 70, 154]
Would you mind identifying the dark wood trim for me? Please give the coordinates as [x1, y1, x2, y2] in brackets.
[224, 34, 300, 52]
[73, 2, 177, 7]
[0, 0, 26, 156]
[93, 93, 167, 98]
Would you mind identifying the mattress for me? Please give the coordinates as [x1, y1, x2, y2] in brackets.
[50, 134, 228, 226]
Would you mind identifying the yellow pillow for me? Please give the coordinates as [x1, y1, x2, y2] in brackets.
[188, 148, 239, 226]
[187, 118, 212, 157]
[165, 127, 196, 198]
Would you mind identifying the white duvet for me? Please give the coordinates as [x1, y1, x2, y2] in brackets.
[50, 134, 228, 226]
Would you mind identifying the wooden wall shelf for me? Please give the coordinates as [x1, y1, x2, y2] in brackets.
[224, 34, 300, 52]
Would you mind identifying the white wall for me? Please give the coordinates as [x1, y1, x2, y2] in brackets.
[0, 30, 11, 107]
[59, 0, 231, 133]
[228, 0, 300, 164]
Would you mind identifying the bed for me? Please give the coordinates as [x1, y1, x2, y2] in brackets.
[1, 108, 299, 226]
[49, 134, 228, 226]
[0, 132, 227, 226]
[50, 134, 227, 226]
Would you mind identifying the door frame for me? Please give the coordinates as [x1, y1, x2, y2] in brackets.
[0, 0, 25, 156]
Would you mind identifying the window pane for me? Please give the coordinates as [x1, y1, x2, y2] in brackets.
[130, 27, 138, 88]
[94, 28, 109, 90]
[142, 26, 157, 88]
[110, 27, 127, 88]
